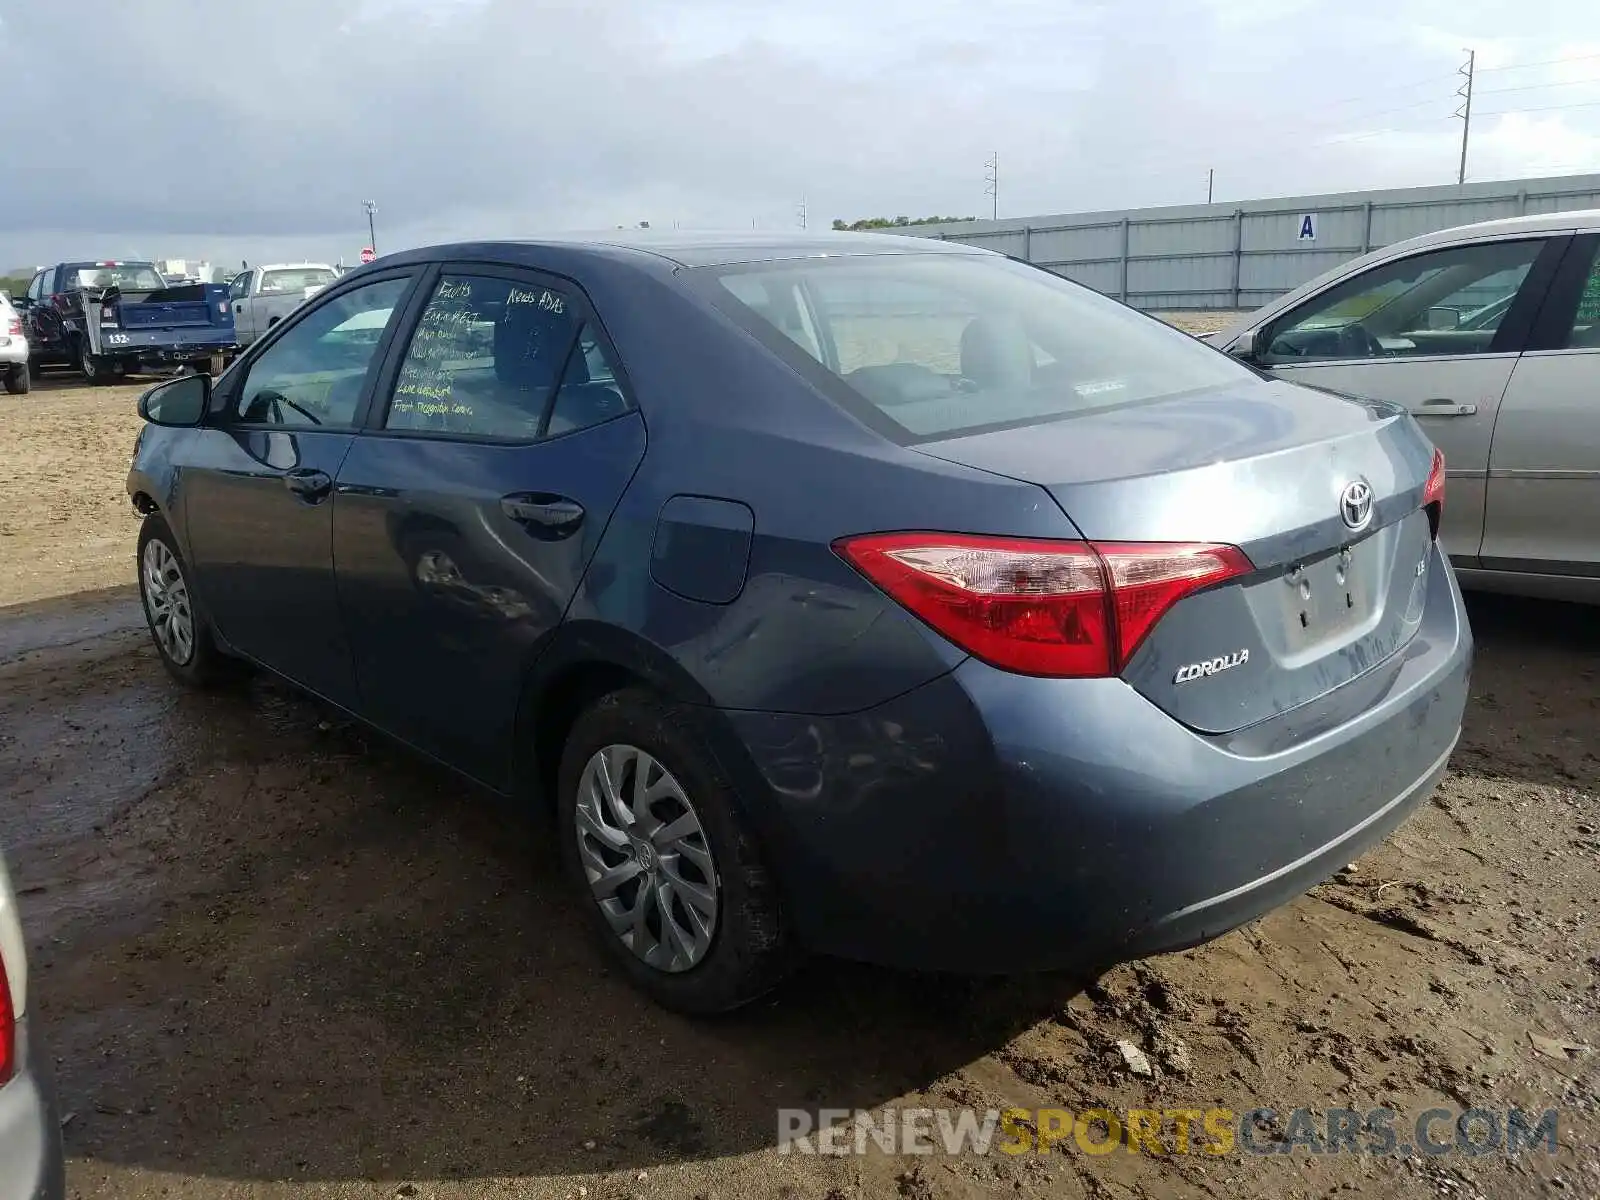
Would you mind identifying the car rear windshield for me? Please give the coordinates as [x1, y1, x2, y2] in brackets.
[696, 252, 1252, 442]
[68, 264, 166, 292]
[260, 267, 337, 294]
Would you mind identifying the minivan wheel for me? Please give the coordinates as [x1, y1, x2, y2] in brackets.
[137, 515, 227, 686]
[557, 688, 797, 1014]
[2, 363, 27, 394]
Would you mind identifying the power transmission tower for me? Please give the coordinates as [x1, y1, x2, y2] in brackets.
[984, 153, 999, 220]
[1454, 49, 1475, 185]
[1207, 168, 1215, 204]
[797, 196, 808, 230]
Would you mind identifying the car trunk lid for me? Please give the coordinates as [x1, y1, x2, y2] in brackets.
[912, 379, 1441, 734]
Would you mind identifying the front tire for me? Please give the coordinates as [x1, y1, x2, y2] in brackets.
[558, 688, 797, 1014]
[137, 516, 227, 686]
[2, 363, 27, 394]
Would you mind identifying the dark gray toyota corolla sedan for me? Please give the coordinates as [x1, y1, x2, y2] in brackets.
[127, 232, 1471, 1013]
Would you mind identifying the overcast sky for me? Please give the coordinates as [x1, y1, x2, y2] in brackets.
[3, 0, 1599, 270]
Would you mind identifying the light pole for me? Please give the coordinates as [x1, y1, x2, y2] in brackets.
[363, 200, 379, 255]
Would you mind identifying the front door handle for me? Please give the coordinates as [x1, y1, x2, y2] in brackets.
[1411, 398, 1478, 417]
[283, 468, 333, 503]
[501, 493, 585, 538]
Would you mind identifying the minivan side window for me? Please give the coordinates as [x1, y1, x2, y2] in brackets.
[1264, 238, 1547, 363]
[232, 276, 410, 429]
[383, 274, 630, 441]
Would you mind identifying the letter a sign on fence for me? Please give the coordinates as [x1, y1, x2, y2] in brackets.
[1297, 214, 1317, 242]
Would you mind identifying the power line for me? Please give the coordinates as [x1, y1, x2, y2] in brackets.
[1475, 75, 1600, 97]
[1477, 98, 1600, 117]
[1477, 50, 1600, 75]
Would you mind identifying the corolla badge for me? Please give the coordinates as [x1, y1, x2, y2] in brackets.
[1173, 648, 1249, 685]
[1340, 479, 1374, 532]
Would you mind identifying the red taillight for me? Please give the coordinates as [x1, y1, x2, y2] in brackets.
[0, 958, 13, 1086]
[834, 532, 1253, 677]
[4, 319, 19, 337]
[1423, 448, 1446, 538]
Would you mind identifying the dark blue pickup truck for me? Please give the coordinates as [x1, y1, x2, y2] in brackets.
[16, 260, 237, 383]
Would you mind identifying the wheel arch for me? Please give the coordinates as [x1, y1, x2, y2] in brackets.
[512, 620, 765, 821]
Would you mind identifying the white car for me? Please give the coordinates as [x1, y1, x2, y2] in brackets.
[1210, 209, 1600, 605]
[0, 294, 29, 394]
[0, 849, 64, 1199]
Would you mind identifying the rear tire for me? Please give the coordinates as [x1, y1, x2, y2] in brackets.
[557, 688, 798, 1014]
[77, 338, 113, 385]
[2, 363, 27, 394]
[137, 515, 228, 687]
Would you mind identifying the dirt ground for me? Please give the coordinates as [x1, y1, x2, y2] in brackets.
[0, 372, 148, 608]
[1, 363, 1596, 1200]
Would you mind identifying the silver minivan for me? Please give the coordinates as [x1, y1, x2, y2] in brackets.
[1212, 210, 1600, 605]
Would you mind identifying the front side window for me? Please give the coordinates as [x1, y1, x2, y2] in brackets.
[27, 273, 45, 301]
[384, 274, 629, 440]
[260, 267, 337, 295]
[697, 253, 1251, 443]
[1265, 238, 1546, 363]
[233, 276, 411, 428]
[228, 273, 250, 301]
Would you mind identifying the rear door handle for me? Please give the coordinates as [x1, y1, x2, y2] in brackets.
[283, 468, 333, 503]
[1411, 398, 1478, 417]
[501, 493, 585, 537]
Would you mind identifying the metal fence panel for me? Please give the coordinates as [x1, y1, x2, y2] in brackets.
[888, 172, 1600, 311]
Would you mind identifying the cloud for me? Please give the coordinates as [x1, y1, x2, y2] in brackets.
[1, 0, 1598, 268]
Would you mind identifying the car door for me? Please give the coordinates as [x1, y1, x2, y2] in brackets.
[228, 272, 255, 344]
[180, 270, 422, 704]
[1479, 233, 1600, 585]
[23, 269, 60, 358]
[332, 264, 646, 786]
[1251, 235, 1566, 568]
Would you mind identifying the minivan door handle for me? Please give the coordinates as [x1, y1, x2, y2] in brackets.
[1411, 398, 1478, 417]
[501, 493, 585, 538]
[283, 468, 333, 503]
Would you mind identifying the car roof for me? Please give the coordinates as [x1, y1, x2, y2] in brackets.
[1380, 207, 1600, 254]
[256, 262, 336, 272]
[377, 230, 990, 272]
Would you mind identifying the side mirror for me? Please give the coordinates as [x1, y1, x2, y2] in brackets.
[1227, 328, 1264, 361]
[137, 373, 209, 427]
[1427, 306, 1461, 331]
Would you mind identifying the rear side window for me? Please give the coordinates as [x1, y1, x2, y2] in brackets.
[1558, 244, 1600, 350]
[383, 274, 630, 441]
[698, 254, 1249, 443]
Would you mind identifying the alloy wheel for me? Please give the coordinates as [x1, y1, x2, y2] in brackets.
[141, 538, 196, 666]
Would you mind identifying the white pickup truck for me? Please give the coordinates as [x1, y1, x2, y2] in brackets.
[226, 263, 339, 347]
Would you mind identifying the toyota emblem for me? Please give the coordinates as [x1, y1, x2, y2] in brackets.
[1339, 480, 1374, 532]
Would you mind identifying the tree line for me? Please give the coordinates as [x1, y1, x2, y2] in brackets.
[830, 216, 975, 231]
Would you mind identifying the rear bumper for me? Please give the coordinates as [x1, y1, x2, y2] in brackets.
[116, 336, 236, 364]
[0, 339, 26, 366]
[726, 540, 1472, 973]
[0, 1021, 67, 1200]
